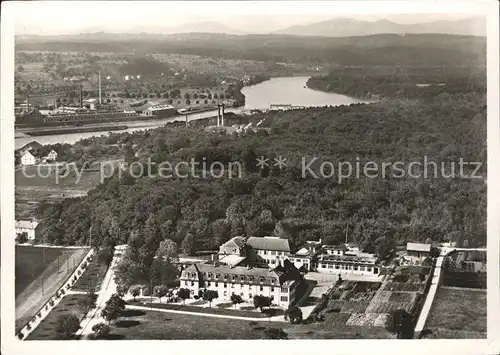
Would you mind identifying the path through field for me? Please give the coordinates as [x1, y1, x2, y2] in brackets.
[15, 247, 88, 331]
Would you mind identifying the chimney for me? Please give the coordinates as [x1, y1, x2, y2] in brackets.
[221, 103, 225, 126]
[98, 69, 102, 104]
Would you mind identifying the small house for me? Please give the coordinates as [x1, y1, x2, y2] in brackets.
[15, 220, 41, 241]
[20, 150, 39, 166]
[406, 242, 431, 259]
[45, 149, 58, 161]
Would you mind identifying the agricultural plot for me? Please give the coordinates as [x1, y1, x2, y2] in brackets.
[319, 281, 381, 325]
[365, 270, 427, 317]
[424, 287, 486, 339]
[441, 250, 487, 289]
[346, 313, 388, 327]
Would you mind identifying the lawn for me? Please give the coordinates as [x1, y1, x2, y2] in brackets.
[424, 286, 487, 338]
[98, 309, 394, 340]
[100, 309, 274, 340]
[15, 165, 104, 190]
[26, 294, 91, 340]
[15, 246, 86, 296]
[127, 301, 283, 319]
[71, 257, 108, 292]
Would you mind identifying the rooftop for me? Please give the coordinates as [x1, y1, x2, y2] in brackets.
[406, 242, 432, 253]
[187, 262, 281, 279]
[247, 236, 290, 252]
[147, 104, 176, 111]
[219, 236, 246, 250]
[321, 254, 377, 264]
[17, 141, 43, 153]
[218, 255, 246, 267]
[15, 220, 39, 230]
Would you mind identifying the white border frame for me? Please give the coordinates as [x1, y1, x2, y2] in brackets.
[1, 1, 499, 355]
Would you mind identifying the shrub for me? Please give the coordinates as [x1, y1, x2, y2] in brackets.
[37, 312, 42, 318]
[26, 324, 31, 331]
[77, 270, 82, 276]
[17, 332, 24, 340]
[91, 322, 111, 339]
[60, 289, 66, 295]
[49, 300, 55, 307]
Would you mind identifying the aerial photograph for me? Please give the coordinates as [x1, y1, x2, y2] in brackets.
[6, 0, 492, 344]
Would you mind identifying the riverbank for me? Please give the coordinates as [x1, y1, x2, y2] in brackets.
[23, 124, 129, 136]
[230, 74, 271, 107]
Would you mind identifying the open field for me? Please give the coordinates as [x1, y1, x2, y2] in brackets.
[27, 294, 91, 340]
[15, 246, 89, 332]
[15, 162, 119, 219]
[15, 165, 104, 189]
[424, 286, 486, 338]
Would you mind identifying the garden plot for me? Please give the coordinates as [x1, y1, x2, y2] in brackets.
[346, 313, 388, 327]
[319, 281, 381, 325]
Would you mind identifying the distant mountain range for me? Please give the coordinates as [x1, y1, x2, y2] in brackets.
[162, 21, 245, 35]
[15, 16, 486, 44]
[272, 17, 485, 37]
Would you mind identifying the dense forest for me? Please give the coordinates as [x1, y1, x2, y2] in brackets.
[307, 66, 486, 99]
[16, 33, 485, 66]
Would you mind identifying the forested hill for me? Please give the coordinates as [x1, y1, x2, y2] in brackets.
[37, 88, 486, 265]
[16, 33, 485, 66]
[307, 66, 486, 100]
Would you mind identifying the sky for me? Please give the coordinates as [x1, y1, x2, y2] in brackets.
[11, 1, 484, 36]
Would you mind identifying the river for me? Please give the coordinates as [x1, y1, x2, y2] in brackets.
[241, 76, 365, 110]
[15, 76, 364, 149]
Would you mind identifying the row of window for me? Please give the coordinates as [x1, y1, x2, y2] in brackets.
[260, 250, 288, 256]
[184, 281, 289, 294]
[191, 290, 289, 303]
[184, 272, 277, 284]
[320, 264, 373, 272]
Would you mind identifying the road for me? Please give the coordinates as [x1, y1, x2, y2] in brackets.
[413, 248, 448, 336]
[76, 245, 124, 338]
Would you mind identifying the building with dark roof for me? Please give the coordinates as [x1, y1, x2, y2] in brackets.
[180, 258, 301, 308]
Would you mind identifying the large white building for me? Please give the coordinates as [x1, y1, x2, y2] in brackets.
[15, 220, 40, 241]
[180, 260, 300, 308]
[317, 244, 380, 276]
[247, 236, 291, 267]
[219, 236, 316, 271]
